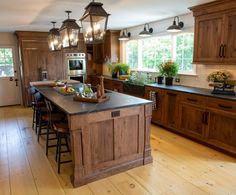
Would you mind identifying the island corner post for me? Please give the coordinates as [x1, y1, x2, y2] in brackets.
[68, 103, 153, 187]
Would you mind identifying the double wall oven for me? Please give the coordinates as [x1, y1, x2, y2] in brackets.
[66, 53, 86, 83]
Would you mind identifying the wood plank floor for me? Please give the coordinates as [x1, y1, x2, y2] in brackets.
[0, 106, 236, 195]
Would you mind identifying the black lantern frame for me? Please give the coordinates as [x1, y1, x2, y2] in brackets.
[59, 11, 81, 49]
[48, 21, 61, 51]
[80, 0, 110, 44]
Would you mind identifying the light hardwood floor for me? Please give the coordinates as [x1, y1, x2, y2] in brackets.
[0, 106, 236, 195]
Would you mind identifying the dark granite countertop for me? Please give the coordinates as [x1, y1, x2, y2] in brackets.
[35, 84, 151, 115]
[145, 83, 236, 101]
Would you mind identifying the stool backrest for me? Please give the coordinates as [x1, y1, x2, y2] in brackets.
[44, 98, 53, 122]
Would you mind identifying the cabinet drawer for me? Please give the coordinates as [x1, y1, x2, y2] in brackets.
[207, 97, 236, 113]
[180, 93, 206, 106]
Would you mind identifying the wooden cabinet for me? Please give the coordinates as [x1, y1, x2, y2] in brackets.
[111, 80, 123, 92]
[87, 76, 123, 92]
[86, 44, 103, 75]
[206, 97, 236, 153]
[145, 87, 165, 125]
[190, 0, 236, 64]
[16, 31, 66, 106]
[179, 94, 207, 139]
[163, 91, 180, 129]
[144, 85, 236, 156]
[104, 30, 120, 62]
[86, 30, 120, 75]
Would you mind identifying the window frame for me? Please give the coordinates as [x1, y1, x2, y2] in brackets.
[124, 28, 196, 75]
[0, 46, 16, 78]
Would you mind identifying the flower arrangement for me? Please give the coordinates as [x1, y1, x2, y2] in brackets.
[207, 70, 232, 83]
[158, 60, 179, 78]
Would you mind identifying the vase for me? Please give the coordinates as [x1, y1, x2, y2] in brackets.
[165, 77, 173, 85]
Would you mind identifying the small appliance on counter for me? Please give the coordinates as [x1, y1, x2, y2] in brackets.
[40, 69, 48, 81]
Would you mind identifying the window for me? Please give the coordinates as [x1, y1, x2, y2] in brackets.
[125, 32, 194, 74]
[0, 47, 14, 77]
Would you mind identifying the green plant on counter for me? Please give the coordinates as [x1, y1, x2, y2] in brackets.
[158, 60, 179, 77]
[107, 62, 130, 77]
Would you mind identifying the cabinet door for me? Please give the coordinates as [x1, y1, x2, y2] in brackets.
[207, 110, 236, 152]
[179, 103, 206, 139]
[163, 91, 179, 129]
[111, 81, 123, 92]
[104, 79, 112, 90]
[223, 11, 236, 62]
[145, 87, 165, 125]
[193, 13, 224, 63]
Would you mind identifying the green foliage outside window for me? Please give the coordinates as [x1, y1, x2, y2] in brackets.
[0, 48, 14, 77]
[125, 33, 194, 74]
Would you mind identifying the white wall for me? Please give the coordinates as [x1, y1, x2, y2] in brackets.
[114, 13, 236, 89]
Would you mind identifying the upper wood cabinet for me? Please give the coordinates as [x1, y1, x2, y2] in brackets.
[104, 30, 120, 63]
[190, 0, 236, 64]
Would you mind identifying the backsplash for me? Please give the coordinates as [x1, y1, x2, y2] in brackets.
[177, 64, 236, 89]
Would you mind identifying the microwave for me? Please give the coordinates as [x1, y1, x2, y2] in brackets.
[66, 53, 86, 75]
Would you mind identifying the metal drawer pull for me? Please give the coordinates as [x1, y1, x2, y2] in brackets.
[218, 104, 232, 109]
[219, 44, 223, 57]
[187, 98, 197, 102]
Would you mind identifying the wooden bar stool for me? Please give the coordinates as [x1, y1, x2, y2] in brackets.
[27, 86, 37, 129]
[44, 99, 71, 173]
[44, 98, 66, 156]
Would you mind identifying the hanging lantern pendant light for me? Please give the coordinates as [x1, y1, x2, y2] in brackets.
[48, 21, 61, 51]
[59, 10, 81, 48]
[80, 0, 110, 44]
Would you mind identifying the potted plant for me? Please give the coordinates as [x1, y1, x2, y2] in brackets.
[108, 63, 130, 78]
[159, 60, 179, 85]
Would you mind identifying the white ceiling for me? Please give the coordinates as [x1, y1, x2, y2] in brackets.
[0, 0, 215, 32]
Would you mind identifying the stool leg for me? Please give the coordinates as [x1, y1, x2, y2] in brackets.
[32, 106, 35, 129]
[45, 122, 50, 156]
[57, 134, 62, 174]
[55, 132, 59, 161]
[37, 113, 42, 143]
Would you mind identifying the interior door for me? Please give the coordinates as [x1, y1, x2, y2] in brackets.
[0, 47, 21, 106]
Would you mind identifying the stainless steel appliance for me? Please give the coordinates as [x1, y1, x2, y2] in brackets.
[66, 52, 86, 82]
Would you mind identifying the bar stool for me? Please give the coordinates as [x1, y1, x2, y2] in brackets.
[33, 92, 47, 139]
[43, 98, 66, 156]
[44, 99, 71, 173]
[27, 86, 37, 129]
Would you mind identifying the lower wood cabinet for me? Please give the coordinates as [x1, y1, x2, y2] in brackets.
[164, 91, 180, 129]
[145, 85, 236, 156]
[179, 103, 207, 139]
[207, 110, 236, 153]
[145, 87, 165, 125]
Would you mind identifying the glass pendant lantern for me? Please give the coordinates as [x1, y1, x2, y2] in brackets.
[80, 0, 110, 44]
[59, 11, 81, 48]
[48, 21, 61, 51]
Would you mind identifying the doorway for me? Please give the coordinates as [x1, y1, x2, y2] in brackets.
[0, 46, 21, 106]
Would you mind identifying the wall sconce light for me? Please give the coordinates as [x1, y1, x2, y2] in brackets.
[139, 23, 153, 37]
[80, 0, 110, 44]
[118, 29, 131, 41]
[167, 16, 184, 32]
[59, 11, 81, 49]
[48, 21, 61, 51]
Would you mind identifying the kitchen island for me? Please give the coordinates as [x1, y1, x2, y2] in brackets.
[35, 85, 153, 187]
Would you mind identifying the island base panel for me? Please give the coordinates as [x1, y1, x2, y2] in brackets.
[69, 104, 153, 187]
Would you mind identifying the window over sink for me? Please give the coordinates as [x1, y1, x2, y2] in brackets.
[125, 32, 195, 75]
